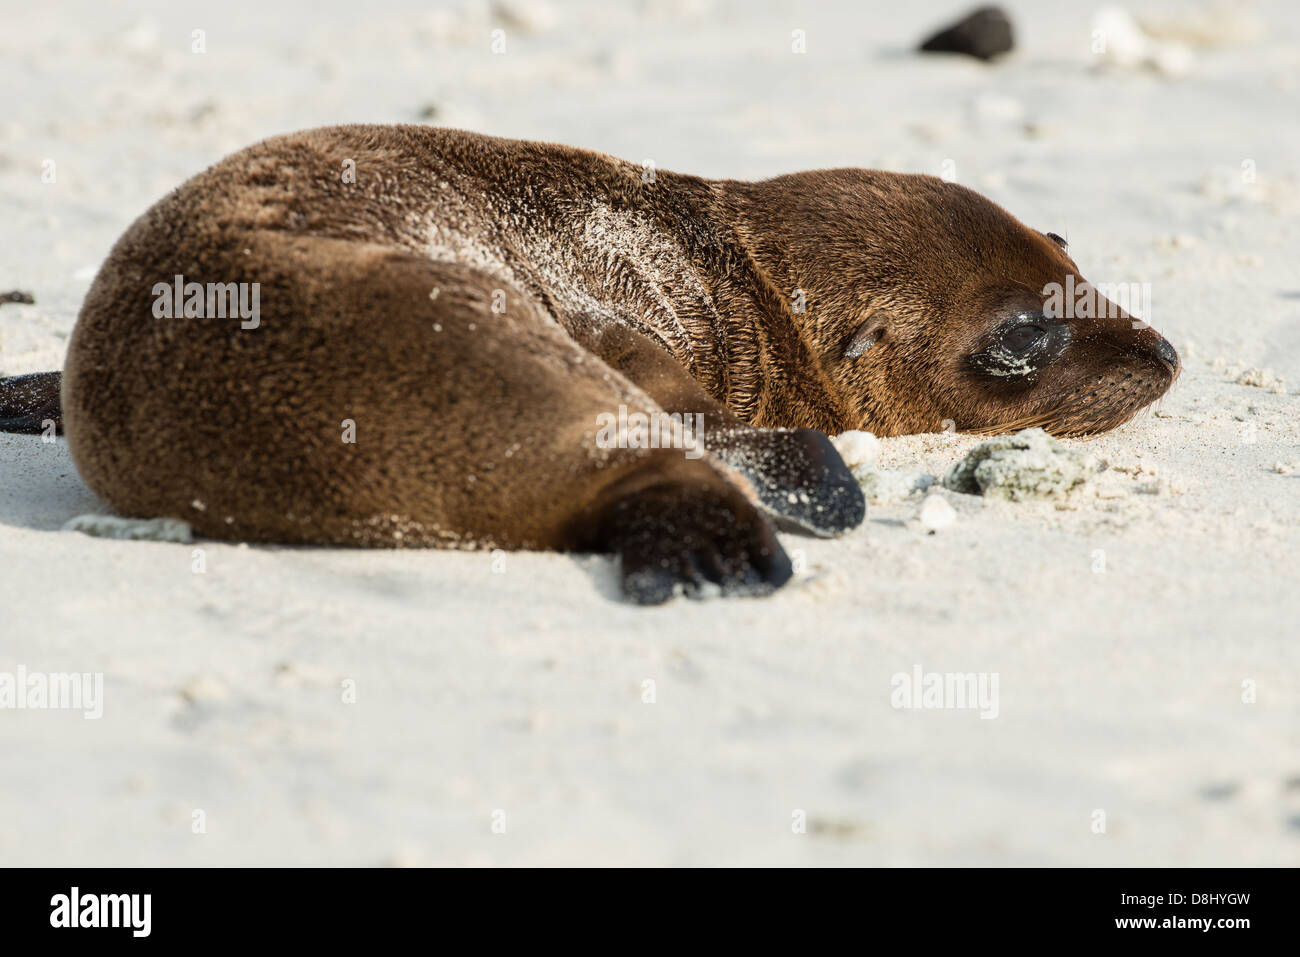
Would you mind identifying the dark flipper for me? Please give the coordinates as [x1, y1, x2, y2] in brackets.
[710, 427, 865, 538]
[592, 480, 793, 605]
[0, 371, 63, 434]
[576, 323, 865, 539]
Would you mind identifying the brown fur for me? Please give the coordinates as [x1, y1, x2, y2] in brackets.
[5, 125, 1178, 600]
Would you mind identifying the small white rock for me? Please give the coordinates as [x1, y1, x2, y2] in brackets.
[1091, 6, 1196, 77]
[1092, 7, 1149, 67]
[1236, 368, 1287, 393]
[831, 430, 881, 473]
[179, 676, 228, 704]
[918, 495, 957, 532]
[63, 514, 193, 543]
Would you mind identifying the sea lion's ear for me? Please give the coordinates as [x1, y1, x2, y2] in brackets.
[844, 315, 886, 359]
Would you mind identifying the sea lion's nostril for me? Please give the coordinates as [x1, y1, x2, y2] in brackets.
[1154, 337, 1179, 372]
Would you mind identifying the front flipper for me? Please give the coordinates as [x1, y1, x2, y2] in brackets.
[572, 324, 864, 538]
[710, 427, 865, 537]
[0, 371, 62, 434]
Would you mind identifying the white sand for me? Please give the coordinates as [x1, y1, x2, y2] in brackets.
[1, 0, 1298, 866]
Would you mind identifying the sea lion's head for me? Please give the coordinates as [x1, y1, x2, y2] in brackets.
[736, 170, 1179, 437]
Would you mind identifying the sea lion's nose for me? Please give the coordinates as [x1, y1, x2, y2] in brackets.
[1154, 337, 1179, 374]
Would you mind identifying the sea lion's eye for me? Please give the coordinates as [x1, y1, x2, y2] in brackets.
[1003, 323, 1047, 354]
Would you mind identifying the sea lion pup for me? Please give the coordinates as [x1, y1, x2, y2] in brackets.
[0, 126, 1178, 602]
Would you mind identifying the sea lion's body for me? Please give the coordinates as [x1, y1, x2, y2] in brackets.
[2, 125, 1179, 601]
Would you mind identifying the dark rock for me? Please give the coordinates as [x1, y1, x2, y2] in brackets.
[919, 6, 1015, 61]
[0, 290, 35, 305]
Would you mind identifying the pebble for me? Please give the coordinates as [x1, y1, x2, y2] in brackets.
[919, 6, 1015, 61]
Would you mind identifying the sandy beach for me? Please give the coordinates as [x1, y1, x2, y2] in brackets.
[1, 0, 1298, 866]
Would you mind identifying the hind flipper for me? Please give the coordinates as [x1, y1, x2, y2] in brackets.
[0, 371, 62, 434]
[577, 460, 793, 604]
